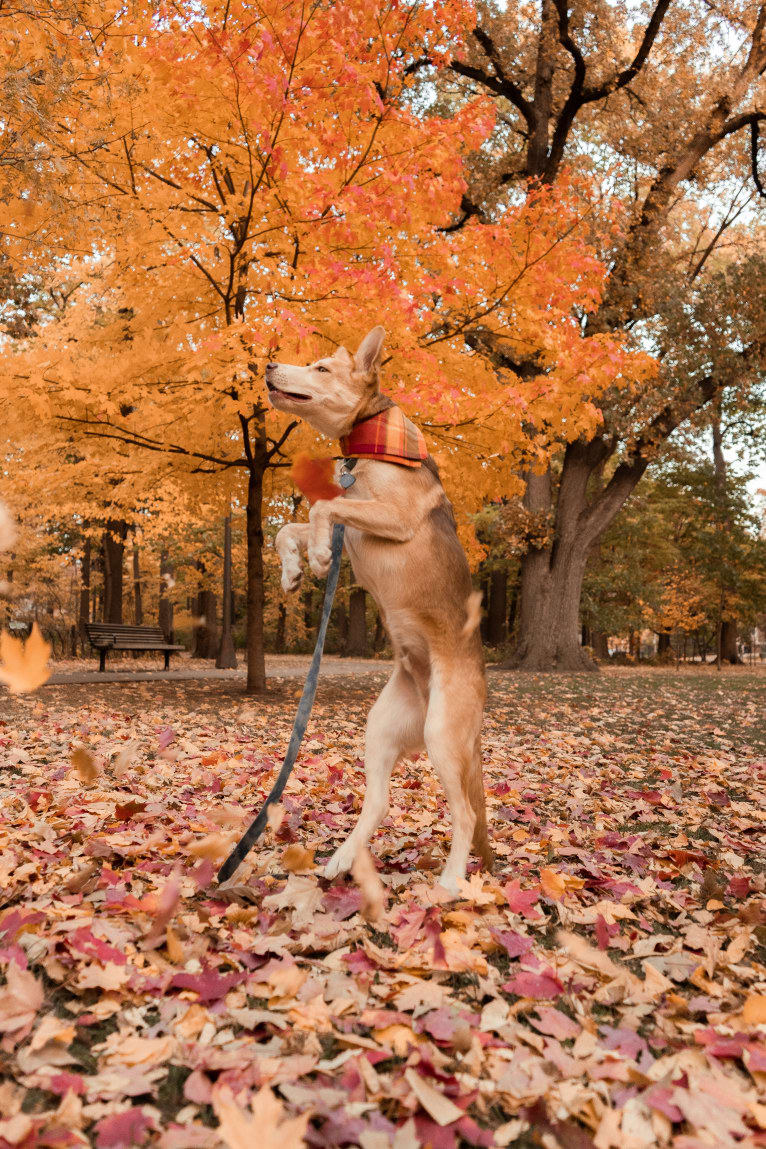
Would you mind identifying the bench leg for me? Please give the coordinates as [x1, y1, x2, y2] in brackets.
[164, 651, 170, 671]
[99, 649, 107, 673]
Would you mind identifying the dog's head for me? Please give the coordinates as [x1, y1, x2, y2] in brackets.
[265, 326, 386, 439]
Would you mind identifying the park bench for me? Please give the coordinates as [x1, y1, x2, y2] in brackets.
[85, 623, 184, 672]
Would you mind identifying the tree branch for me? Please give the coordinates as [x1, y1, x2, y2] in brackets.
[450, 27, 535, 128]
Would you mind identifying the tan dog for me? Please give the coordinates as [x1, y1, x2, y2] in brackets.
[267, 327, 491, 892]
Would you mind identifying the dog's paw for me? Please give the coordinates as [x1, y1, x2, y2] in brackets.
[281, 560, 303, 593]
[308, 543, 332, 578]
[436, 869, 462, 897]
[323, 842, 356, 879]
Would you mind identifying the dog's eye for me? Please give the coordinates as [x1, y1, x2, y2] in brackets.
[314, 364, 329, 373]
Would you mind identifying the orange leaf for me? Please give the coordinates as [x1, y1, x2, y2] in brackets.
[291, 453, 342, 505]
[0, 623, 51, 694]
[282, 844, 316, 873]
[540, 868, 567, 900]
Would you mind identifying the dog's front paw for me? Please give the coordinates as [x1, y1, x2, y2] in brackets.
[308, 543, 332, 578]
[281, 558, 303, 593]
[323, 841, 356, 879]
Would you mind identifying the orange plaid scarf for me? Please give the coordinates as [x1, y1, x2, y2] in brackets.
[339, 406, 428, 468]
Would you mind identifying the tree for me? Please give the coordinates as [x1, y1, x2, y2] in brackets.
[424, 0, 766, 668]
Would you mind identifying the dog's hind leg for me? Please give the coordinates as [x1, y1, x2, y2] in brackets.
[323, 665, 425, 879]
[424, 666, 486, 893]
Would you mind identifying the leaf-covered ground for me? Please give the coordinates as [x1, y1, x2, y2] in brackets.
[1, 667, 765, 1148]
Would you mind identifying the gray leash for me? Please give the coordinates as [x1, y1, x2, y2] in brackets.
[218, 470, 355, 884]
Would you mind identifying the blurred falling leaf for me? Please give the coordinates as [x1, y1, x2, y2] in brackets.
[0, 623, 51, 694]
[70, 746, 99, 785]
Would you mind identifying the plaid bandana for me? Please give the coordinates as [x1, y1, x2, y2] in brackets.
[339, 406, 428, 468]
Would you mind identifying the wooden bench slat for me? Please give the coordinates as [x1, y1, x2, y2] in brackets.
[84, 623, 186, 671]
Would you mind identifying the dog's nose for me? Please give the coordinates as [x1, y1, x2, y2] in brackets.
[266, 362, 277, 371]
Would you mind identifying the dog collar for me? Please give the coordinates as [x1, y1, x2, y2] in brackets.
[339, 458, 357, 489]
[339, 406, 427, 468]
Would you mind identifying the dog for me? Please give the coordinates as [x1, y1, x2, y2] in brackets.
[267, 326, 492, 892]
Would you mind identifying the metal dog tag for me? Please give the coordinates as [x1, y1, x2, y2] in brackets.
[339, 471, 356, 489]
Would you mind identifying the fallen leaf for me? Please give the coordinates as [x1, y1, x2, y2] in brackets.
[212, 1084, 309, 1149]
[403, 1067, 464, 1126]
[282, 843, 316, 872]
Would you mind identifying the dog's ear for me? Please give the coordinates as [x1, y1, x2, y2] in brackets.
[333, 346, 353, 365]
[354, 326, 386, 382]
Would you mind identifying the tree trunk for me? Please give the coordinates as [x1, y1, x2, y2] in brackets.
[303, 588, 315, 635]
[487, 568, 507, 646]
[347, 585, 368, 657]
[192, 562, 219, 658]
[78, 536, 91, 648]
[591, 629, 609, 660]
[373, 611, 386, 653]
[712, 415, 741, 666]
[507, 455, 596, 670]
[103, 521, 127, 624]
[275, 601, 287, 653]
[216, 512, 237, 669]
[333, 596, 348, 655]
[720, 619, 740, 664]
[657, 631, 671, 655]
[159, 550, 174, 641]
[245, 464, 267, 692]
[132, 544, 143, 625]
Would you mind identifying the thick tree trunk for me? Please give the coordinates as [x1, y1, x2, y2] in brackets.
[591, 629, 609, 660]
[487, 568, 507, 646]
[159, 550, 174, 642]
[245, 465, 266, 692]
[509, 538, 593, 670]
[132, 544, 143, 625]
[103, 521, 127, 624]
[347, 586, 368, 657]
[507, 455, 596, 670]
[720, 619, 740, 664]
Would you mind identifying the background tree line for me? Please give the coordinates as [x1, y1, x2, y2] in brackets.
[0, 0, 764, 686]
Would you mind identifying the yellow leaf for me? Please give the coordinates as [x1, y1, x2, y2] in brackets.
[743, 994, 766, 1026]
[0, 624, 51, 694]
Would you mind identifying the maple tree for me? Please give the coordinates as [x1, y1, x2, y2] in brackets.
[420, 0, 766, 669]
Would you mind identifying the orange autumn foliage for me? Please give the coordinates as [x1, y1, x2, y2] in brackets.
[290, 455, 342, 506]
